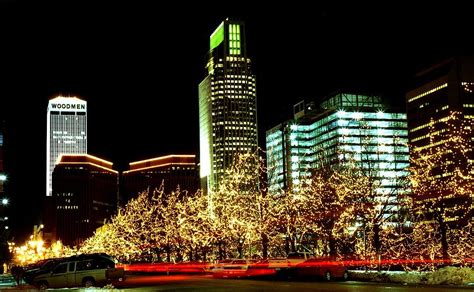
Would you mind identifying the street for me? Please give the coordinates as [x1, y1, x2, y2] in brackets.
[114, 274, 474, 291]
[1, 273, 473, 291]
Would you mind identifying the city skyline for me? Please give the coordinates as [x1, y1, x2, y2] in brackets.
[0, 2, 472, 241]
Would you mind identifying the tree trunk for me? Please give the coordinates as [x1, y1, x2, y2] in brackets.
[202, 248, 207, 262]
[373, 224, 381, 271]
[262, 233, 268, 259]
[439, 218, 449, 262]
[166, 246, 171, 263]
[218, 242, 223, 260]
[237, 241, 243, 259]
[194, 248, 200, 261]
[290, 236, 297, 253]
[328, 233, 337, 256]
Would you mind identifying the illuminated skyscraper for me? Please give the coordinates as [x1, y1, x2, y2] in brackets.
[199, 19, 258, 193]
[46, 96, 87, 197]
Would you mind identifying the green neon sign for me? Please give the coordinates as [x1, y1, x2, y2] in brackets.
[210, 22, 224, 50]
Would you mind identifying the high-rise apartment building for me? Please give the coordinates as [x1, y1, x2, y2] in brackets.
[46, 96, 87, 197]
[266, 93, 410, 215]
[199, 19, 258, 194]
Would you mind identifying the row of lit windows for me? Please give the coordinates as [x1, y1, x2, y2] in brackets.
[225, 56, 249, 62]
[212, 126, 256, 131]
[212, 111, 255, 116]
[407, 83, 447, 103]
[336, 119, 407, 129]
[414, 139, 447, 151]
[464, 104, 474, 108]
[57, 205, 79, 210]
[215, 136, 255, 142]
[340, 144, 408, 153]
[212, 80, 255, 86]
[224, 74, 254, 79]
[52, 130, 86, 134]
[211, 90, 255, 95]
[52, 135, 85, 140]
[411, 128, 447, 142]
[337, 128, 408, 137]
[309, 113, 407, 132]
[339, 135, 408, 144]
[409, 116, 450, 133]
[214, 120, 255, 125]
[410, 123, 430, 133]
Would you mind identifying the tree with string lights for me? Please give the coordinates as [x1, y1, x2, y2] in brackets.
[80, 190, 154, 261]
[208, 151, 269, 259]
[409, 111, 473, 264]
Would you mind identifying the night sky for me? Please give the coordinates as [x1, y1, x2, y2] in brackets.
[0, 2, 472, 242]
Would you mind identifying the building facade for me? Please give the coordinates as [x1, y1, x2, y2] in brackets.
[46, 96, 87, 197]
[406, 56, 474, 225]
[52, 154, 117, 247]
[199, 19, 258, 194]
[266, 93, 410, 214]
[406, 56, 474, 152]
[122, 155, 199, 202]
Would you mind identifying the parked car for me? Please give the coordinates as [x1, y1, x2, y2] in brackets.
[295, 256, 349, 281]
[23, 258, 63, 284]
[32, 253, 125, 289]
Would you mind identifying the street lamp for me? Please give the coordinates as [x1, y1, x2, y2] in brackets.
[1, 198, 8, 206]
[0, 174, 6, 182]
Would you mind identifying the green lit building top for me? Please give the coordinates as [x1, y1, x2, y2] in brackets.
[266, 93, 410, 218]
[199, 19, 258, 194]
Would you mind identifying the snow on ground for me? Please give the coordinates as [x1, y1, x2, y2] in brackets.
[349, 267, 474, 285]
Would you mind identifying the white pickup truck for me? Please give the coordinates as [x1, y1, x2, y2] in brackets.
[33, 254, 125, 289]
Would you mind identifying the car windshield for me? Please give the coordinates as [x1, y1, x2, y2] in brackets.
[40, 260, 60, 271]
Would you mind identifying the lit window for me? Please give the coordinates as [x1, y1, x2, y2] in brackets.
[337, 110, 346, 118]
[352, 112, 363, 120]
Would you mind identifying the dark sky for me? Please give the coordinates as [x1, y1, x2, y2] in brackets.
[0, 2, 472, 242]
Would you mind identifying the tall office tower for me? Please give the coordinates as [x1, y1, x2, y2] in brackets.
[199, 19, 258, 194]
[406, 56, 474, 224]
[52, 154, 117, 246]
[406, 56, 474, 151]
[266, 93, 410, 220]
[46, 96, 87, 197]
